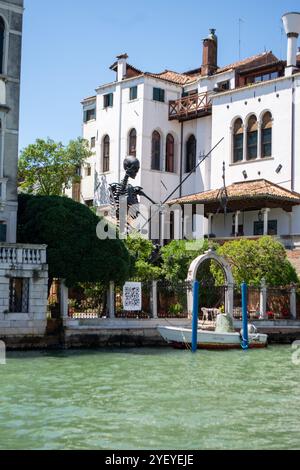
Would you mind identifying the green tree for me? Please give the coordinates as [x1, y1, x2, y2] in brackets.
[18, 137, 91, 196]
[160, 239, 215, 282]
[125, 235, 162, 281]
[17, 194, 132, 287]
[211, 236, 299, 287]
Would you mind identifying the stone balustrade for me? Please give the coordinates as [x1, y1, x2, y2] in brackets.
[0, 243, 47, 266]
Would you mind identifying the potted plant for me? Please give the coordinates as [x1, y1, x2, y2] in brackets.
[168, 303, 184, 318]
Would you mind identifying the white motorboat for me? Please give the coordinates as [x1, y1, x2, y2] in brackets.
[157, 315, 268, 350]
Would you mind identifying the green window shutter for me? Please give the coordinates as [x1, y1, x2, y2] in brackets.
[83, 110, 87, 122]
[153, 88, 165, 102]
[130, 86, 137, 100]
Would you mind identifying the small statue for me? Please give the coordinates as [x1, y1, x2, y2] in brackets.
[109, 156, 155, 231]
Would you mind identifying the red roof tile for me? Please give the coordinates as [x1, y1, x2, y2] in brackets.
[217, 51, 279, 74]
[145, 70, 198, 85]
[169, 179, 300, 205]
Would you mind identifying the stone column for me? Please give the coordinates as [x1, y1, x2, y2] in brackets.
[259, 278, 267, 320]
[235, 211, 241, 237]
[257, 122, 262, 159]
[108, 281, 115, 319]
[208, 213, 213, 236]
[290, 285, 297, 320]
[243, 125, 247, 161]
[263, 208, 270, 235]
[151, 281, 158, 319]
[226, 283, 234, 317]
[60, 279, 69, 319]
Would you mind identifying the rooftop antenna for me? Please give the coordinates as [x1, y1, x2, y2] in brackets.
[280, 24, 284, 60]
[239, 18, 245, 60]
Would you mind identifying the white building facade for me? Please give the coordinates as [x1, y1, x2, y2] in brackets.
[76, 13, 300, 247]
[0, 0, 48, 342]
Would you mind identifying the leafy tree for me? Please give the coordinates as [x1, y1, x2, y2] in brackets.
[160, 239, 216, 282]
[125, 235, 162, 281]
[17, 194, 132, 287]
[18, 137, 91, 196]
[211, 236, 299, 287]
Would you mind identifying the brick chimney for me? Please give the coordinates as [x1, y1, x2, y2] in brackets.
[201, 29, 218, 76]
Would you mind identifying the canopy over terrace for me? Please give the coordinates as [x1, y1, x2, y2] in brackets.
[168, 179, 300, 239]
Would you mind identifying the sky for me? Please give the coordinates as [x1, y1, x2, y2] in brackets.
[19, 0, 300, 151]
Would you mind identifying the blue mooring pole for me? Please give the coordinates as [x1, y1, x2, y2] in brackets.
[192, 281, 199, 353]
[241, 281, 249, 350]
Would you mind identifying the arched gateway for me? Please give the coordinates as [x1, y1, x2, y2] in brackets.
[186, 249, 234, 318]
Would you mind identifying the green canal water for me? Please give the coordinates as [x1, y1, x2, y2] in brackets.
[0, 346, 299, 450]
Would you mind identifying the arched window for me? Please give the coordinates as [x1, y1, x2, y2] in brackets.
[233, 118, 244, 163]
[103, 135, 110, 172]
[0, 17, 5, 75]
[247, 115, 258, 160]
[151, 131, 161, 171]
[166, 134, 175, 173]
[186, 135, 196, 173]
[128, 129, 137, 157]
[261, 112, 272, 158]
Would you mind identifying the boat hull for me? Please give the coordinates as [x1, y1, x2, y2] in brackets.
[157, 326, 268, 350]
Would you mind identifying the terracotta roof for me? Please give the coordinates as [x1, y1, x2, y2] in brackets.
[169, 180, 300, 206]
[109, 62, 143, 76]
[145, 70, 197, 85]
[217, 51, 279, 74]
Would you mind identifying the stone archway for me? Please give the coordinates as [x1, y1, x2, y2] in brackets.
[186, 249, 234, 317]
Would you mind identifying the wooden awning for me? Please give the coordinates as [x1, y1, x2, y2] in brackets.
[168, 179, 300, 216]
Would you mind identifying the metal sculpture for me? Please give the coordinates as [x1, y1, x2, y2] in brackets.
[109, 156, 155, 232]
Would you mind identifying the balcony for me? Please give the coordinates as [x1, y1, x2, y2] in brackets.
[169, 92, 212, 122]
[0, 244, 47, 267]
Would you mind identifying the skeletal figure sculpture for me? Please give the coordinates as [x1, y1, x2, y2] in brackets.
[109, 156, 155, 234]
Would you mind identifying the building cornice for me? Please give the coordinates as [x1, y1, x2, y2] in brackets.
[211, 71, 300, 100]
[0, 1, 24, 13]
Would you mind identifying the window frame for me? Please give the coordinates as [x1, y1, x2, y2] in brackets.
[165, 134, 175, 173]
[85, 165, 92, 177]
[128, 129, 137, 157]
[246, 115, 258, 161]
[84, 108, 96, 122]
[103, 93, 114, 108]
[185, 135, 197, 173]
[151, 131, 161, 171]
[103, 135, 110, 173]
[153, 87, 165, 103]
[254, 220, 277, 236]
[9, 278, 29, 314]
[129, 86, 138, 101]
[261, 112, 272, 159]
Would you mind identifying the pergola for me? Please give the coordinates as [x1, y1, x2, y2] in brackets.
[169, 179, 300, 237]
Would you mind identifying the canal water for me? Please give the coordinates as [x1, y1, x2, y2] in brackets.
[0, 346, 299, 450]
